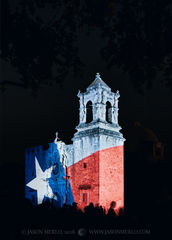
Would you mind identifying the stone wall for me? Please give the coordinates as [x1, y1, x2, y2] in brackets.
[99, 145, 124, 210]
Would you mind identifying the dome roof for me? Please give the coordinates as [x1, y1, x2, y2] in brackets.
[87, 73, 110, 90]
[133, 122, 159, 142]
[126, 122, 159, 152]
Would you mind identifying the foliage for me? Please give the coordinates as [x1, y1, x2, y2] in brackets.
[1, 0, 172, 93]
[101, 0, 172, 92]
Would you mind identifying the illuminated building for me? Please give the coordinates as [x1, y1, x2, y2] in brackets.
[26, 73, 125, 211]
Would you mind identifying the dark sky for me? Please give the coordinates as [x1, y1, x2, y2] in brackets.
[0, 0, 172, 166]
[1, 4, 172, 236]
[1, 52, 172, 166]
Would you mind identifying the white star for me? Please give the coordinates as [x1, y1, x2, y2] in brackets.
[26, 157, 57, 204]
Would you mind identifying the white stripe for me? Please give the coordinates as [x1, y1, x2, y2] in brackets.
[66, 135, 124, 167]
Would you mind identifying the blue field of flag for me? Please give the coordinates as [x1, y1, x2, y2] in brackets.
[25, 142, 74, 206]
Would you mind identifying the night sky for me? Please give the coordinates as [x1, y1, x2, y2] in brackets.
[1, 1, 172, 231]
[0, 25, 172, 166]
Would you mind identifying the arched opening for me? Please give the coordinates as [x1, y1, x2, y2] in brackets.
[106, 101, 112, 123]
[86, 101, 93, 123]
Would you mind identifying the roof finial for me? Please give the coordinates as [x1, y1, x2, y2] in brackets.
[96, 73, 101, 79]
[55, 131, 59, 142]
[115, 90, 120, 99]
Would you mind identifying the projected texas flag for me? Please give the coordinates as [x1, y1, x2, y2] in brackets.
[25, 73, 125, 211]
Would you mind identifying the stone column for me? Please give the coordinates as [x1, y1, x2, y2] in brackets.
[78, 91, 86, 124]
[94, 88, 106, 122]
[93, 104, 97, 121]
[112, 90, 120, 124]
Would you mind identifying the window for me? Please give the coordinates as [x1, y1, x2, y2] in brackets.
[106, 101, 112, 123]
[83, 163, 87, 168]
[82, 193, 88, 203]
[86, 101, 93, 123]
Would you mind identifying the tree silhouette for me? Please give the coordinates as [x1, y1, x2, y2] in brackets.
[101, 0, 172, 92]
[1, 0, 172, 94]
[0, 0, 84, 93]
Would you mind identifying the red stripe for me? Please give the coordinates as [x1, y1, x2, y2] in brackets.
[68, 145, 124, 211]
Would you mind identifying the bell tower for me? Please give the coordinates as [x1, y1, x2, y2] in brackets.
[68, 73, 125, 211]
[77, 73, 121, 127]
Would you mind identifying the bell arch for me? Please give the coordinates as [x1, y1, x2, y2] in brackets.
[86, 101, 93, 123]
[106, 101, 112, 123]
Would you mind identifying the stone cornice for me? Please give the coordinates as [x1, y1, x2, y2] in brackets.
[73, 127, 125, 141]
